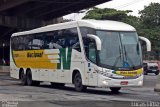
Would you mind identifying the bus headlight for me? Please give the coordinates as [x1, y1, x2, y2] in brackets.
[138, 80, 143, 86]
[102, 80, 108, 85]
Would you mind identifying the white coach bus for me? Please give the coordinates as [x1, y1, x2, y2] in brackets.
[10, 20, 151, 92]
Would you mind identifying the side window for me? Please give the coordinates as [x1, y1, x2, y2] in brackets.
[51, 28, 81, 52]
[11, 37, 17, 50]
[83, 37, 97, 63]
[18, 37, 25, 50]
[80, 27, 96, 63]
[11, 37, 15, 50]
[24, 35, 32, 50]
[80, 27, 95, 38]
[65, 28, 81, 52]
[28, 34, 44, 50]
[12, 36, 26, 51]
[55, 31, 65, 49]
[44, 32, 55, 49]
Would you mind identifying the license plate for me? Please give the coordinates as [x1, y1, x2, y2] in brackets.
[152, 70, 157, 72]
[120, 81, 128, 85]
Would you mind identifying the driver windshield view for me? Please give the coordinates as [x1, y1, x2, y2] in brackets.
[96, 31, 142, 70]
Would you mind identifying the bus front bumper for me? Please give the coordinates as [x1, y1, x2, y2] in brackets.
[98, 75, 143, 88]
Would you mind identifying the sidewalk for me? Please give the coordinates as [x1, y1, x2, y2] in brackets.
[0, 66, 10, 75]
[154, 74, 160, 92]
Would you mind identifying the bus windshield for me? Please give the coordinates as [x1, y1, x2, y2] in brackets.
[96, 30, 142, 70]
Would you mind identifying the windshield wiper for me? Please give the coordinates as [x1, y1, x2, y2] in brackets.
[123, 45, 136, 70]
[112, 46, 122, 69]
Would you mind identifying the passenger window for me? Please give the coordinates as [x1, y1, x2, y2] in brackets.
[12, 37, 26, 51]
[83, 37, 97, 63]
[44, 32, 56, 49]
[55, 35, 65, 49]
[65, 28, 81, 52]
[28, 34, 44, 50]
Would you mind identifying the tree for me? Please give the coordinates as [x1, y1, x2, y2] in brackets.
[83, 7, 132, 21]
[83, 7, 140, 30]
[139, 3, 160, 29]
[139, 3, 160, 59]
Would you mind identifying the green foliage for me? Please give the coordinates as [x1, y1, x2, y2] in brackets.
[83, 7, 131, 21]
[83, 7, 140, 30]
[139, 3, 160, 56]
[139, 3, 160, 29]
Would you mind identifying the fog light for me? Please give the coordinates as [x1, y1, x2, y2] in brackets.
[138, 80, 143, 86]
[102, 80, 108, 85]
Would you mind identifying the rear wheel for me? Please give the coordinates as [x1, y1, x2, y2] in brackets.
[20, 70, 26, 85]
[110, 87, 121, 93]
[73, 72, 86, 92]
[26, 70, 33, 86]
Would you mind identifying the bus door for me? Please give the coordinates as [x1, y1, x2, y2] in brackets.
[84, 38, 98, 86]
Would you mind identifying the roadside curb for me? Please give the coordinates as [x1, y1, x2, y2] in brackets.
[154, 75, 160, 92]
[0, 72, 10, 76]
[0, 66, 10, 76]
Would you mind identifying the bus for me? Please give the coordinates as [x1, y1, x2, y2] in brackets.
[10, 20, 151, 92]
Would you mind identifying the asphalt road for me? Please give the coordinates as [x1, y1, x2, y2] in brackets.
[0, 73, 160, 107]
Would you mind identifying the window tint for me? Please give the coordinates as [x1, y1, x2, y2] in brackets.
[80, 27, 95, 37]
[83, 37, 97, 63]
[24, 35, 34, 50]
[64, 28, 81, 52]
[44, 32, 56, 49]
[12, 36, 26, 51]
[12, 28, 81, 52]
[80, 27, 96, 63]
[28, 34, 44, 49]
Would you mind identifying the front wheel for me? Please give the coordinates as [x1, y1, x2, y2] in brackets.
[74, 72, 86, 92]
[110, 87, 121, 93]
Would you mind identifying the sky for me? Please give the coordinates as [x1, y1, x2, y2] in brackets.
[63, 0, 160, 20]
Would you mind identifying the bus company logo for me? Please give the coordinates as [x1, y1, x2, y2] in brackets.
[119, 71, 137, 75]
[57, 48, 72, 70]
[27, 52, 43, 58]
[112, 68, 143, 77]
[45, 48, 72, 70]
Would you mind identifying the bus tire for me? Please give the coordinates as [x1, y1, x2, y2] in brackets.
[26, 69, 33, 86]
[110, 87, 121, 93]
[19, 69, 26, 85]
[73, 72, 86, 92]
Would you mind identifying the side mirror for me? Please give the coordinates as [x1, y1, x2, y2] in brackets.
[87, 34, 102, 50]
[139, 36, 151, 51]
